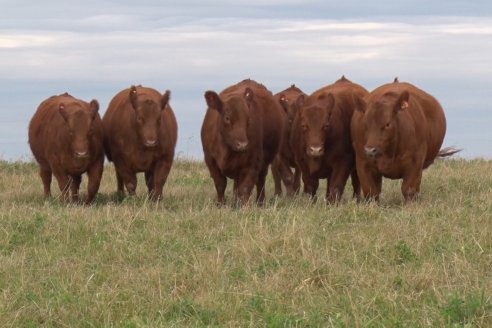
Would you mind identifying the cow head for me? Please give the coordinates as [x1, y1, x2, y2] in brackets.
[355, 90, 409, 158]
[59, 99, 99, 159]
[205, 88, 253, 152]
[129, 85, 170, 148]
[279, 93, 301, 127]
[296, 93, 335, 158]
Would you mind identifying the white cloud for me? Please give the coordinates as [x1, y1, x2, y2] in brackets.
[0, 33, 57, 48]
[1, 16, 491, 85]
[1, 13, 492, 158]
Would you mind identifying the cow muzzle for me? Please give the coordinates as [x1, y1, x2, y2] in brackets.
[144, 139, 158, 148]
[364, 146, 380, 158]
[234, 141, 249, 152]
[74, 151, 89, 159]
[307, 146, 324, 157]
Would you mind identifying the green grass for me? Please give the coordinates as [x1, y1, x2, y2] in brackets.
[0, 158, 491, 327]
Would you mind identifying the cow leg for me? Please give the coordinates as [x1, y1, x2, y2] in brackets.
[271, 157, 283, 196]
[115, 162, 137, 196]
[401, 169, 423, 202]
[117, 166, 137, 196]
[293, 166, 301, 195]
[70, 175, 82, 203]
[256, 167, 268, 205]
[125, 174, 138, 196]
[114, 166, 125, 195]
[279, 160, 295, 196]
[356, 160, 382, 201]
[237, 170, 257, 206]
[85, 159, 103, 204]
[205, 156, 227, 206]
[326, 165, 350, 203]
[53, 171, 71, 202]
[151, 159, 173, 201]
[145, 171, 154, 196]
[302, 173, 319, 198]
[351, 169, 361, 200]
[39, 166, 52, 197]
[233, 177, 240, 201]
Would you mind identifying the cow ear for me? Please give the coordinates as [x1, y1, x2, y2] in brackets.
[161, 90, 171, 110]
[318, 93, 335, 109]
[129, 85, 138, 110]
[59, 103, 69, 122]
[89, 99, 99, 120]
[244, 87, 254, 106]
[353, 95, 366, 113]
[396, 90, 410, 112]
[279, 94, 289, 113]
[205, 91, 223, 113]
[295, 94, 305, 110]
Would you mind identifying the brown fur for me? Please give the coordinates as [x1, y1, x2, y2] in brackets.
[272, 85, 306, 196]
[291, 76, 368, 202]
[201, 79, 284, 206]
[102, 85, 178, 201]
[351, 80, 449, 202]
[28, 93, 104, 204]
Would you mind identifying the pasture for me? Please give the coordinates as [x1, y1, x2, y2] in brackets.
[0, 158, 491, 327]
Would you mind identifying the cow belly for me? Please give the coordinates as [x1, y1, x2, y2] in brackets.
[219, 154, 258, 179]
[376, 158, 403, 179]
[134, 156, 158, 172]
[60, 157, 91, 175]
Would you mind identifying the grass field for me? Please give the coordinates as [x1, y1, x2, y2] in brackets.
[0, 158, 491, 327]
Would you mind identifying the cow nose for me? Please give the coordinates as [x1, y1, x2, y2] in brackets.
[364, 146, 379, 157]
[144, 139, 157, 147]
[308, 146, 324, 157]
[75, 151, 88, 158]
[235, 141, 248, 151]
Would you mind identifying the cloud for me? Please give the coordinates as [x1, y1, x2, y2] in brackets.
[1, 5, 492, 159]
[2, 16, 490, 83]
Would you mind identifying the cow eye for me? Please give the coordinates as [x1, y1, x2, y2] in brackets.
[385, 122, 391, 129]
[301, 124, 307, 131]
[137, 117, 144, 124]
[224, 116, 231, 125]
[323, 123, 329, 131]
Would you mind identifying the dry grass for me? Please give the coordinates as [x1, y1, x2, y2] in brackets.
[0, 158, 491, 327]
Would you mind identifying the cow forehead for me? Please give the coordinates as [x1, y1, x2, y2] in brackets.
[224, 97, 249, 116]
[68, 105, 90, 118]
[366, 99, 395, 121]
[139, 98, 159, 108]
[137, 99, 160, 115]
[302, 105, 329, 122]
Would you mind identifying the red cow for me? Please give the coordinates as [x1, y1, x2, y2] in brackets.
[103, 85, 178, 201]
[201, 79, 284, 206]
[28, 93, 104, 204]
[272, 85, 306, 196]
[291, 76, 368, 202]
[351, 79, 459, 201]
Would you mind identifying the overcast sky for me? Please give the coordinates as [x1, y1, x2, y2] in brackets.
[1, 1, 491, 160]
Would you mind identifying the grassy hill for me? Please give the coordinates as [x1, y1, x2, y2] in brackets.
[0, 159, 491, 327]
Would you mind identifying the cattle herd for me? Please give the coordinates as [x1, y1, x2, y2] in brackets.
[28, 76, 459, 206]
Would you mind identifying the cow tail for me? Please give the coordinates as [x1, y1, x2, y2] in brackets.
[437, 147, 461, 158]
